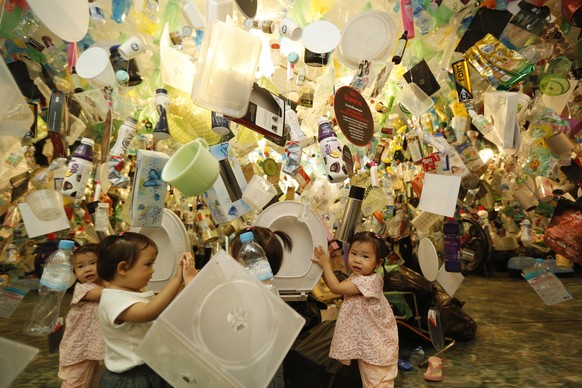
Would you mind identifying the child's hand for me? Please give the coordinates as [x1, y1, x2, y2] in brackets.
[312, 246, 331, 268]
[174, 256, 185, 283]
[182, 252, 197, 285]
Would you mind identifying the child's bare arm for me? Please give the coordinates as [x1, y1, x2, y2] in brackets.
[312, 246, 360, 296]
[82, 285, 104, 302]
[117, 259, 185, 323]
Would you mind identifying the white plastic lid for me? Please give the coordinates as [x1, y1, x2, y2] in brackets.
[337, 10, 396, 68]
[80, 138, 95, 146]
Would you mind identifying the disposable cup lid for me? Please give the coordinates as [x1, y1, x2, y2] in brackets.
[302, 21, 340, 54]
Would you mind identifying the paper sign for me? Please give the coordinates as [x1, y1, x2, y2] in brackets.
[333, 86, 374, 146]
[418, 173, 462, 218]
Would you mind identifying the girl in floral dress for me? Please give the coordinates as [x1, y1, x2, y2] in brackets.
[313, 231, 398, 388]
[59, 244, 104, 388]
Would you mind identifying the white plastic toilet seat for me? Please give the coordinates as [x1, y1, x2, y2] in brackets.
[130, 209, 190, 292]
[254, 201, 326, 296]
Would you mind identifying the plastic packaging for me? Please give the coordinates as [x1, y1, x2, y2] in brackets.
[443, 219, 461, 272]
[62, 138, 94, 199]
[400, 0, 414, 38]
[24, 240, 75, 336]
[318, 117, 348, 183]
[237, 231, 274, 289]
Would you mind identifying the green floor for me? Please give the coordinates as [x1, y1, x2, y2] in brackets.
[2, 268, 581, 387]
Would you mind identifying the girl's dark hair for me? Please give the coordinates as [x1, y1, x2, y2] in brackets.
[349, 231, 388, 262]
[74, 243, 98, 258]
[97, 232, 157, 281]
[230, 226, 293, 275]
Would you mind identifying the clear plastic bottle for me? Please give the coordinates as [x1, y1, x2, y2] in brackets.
[61, 138, 94, 199]
[237, 231, 274, 290]
[24, 240, 75, 336]
[408, 345, 425, 366]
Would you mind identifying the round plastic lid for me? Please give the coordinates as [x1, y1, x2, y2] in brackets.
[302, 21, 340, 54]
[196, 280, 276, 367]
[337, 10, 397, 69]
[418, 238, 439, 282]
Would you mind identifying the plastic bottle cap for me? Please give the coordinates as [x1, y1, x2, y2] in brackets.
[317, 117, 330, 126]
[116, 70, 129, 82]
[58, 240, 75, 250]
[287, 51, 299, 64]
[80, 138, 95, 146]
[240, 231, 254, 243]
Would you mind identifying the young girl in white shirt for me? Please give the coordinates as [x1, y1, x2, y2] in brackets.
[96, 232, 197, 387]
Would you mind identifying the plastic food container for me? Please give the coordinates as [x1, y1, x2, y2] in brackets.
[26, 190, 64, 221]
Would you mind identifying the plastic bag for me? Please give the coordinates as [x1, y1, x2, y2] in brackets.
[434, 291, 477, 341]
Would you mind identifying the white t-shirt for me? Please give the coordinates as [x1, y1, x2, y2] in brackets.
[99, 289, 154, 372]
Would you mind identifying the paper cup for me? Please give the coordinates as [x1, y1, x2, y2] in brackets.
[512, 186, 538, 211]
[279, 17, 302, 40]
[545, 132, 575, 156]
[75, 47, 116, 87]
[118, 35, 147, 60]
[161, 139, 220, 196]
[302, 20, 339, 67]
[535, 176, 554, 202]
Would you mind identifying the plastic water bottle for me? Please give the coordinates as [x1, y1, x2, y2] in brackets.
[61, 138, 94, 199]
[24, 240, 75, 336]
[237, 231, 274, 290]
[408, 345, 425, 366]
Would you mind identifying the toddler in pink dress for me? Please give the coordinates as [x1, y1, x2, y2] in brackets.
[313, 231, 398, 388]
[58, 244, 104, 388]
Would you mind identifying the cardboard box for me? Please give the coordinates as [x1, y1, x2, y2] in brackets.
[131, 150, 169, 227]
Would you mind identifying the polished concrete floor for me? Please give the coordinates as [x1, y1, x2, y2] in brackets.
[2, 267, 581, 387]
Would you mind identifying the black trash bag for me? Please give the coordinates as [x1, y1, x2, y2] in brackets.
[384, 266, 435, 327]
[284, 320, 343, 388]
[434, 290, 478, 341]
[287, 295, 325, 333]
